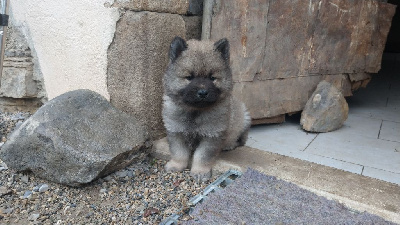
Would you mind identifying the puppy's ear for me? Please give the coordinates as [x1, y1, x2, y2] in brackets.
[214, 38, 230, 62]
[169, 36, 188, 63]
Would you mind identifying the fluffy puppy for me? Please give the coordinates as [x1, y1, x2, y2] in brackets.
[162, 37, 251, 181]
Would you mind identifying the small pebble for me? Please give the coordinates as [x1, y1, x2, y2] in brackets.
[0, 207, 13, 215]
[115, 171, 128, 178]
[28, 213, 40, 221]
[10, 113, 25, 121]
[143, 207, 159, 217]
[33, 186, 40, 192]
[22, 190, 32, 199]
[0, 186, 11, 196]
[15, 120, 24, 128]
[127, 170, 134, 177]
[63, 206, 70, 215]
[20, 175, 29, 183]
[136, 206, 145, 213]
[38, 184, 49, 192]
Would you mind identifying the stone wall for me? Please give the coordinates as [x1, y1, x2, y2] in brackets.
[107, 2, 203, 140]
[0, 20, 44, 112]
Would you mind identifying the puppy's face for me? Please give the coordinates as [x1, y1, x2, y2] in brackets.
[164, 37, 232, 109]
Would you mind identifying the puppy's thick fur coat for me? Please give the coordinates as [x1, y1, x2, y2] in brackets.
[162, 37, 251, 181]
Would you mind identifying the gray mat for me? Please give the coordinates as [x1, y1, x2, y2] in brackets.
[185, 168, 396, 225]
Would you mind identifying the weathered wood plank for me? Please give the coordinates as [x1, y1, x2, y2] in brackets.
[234, 74, 354, 120]
[365, 1, 396, 72]
[262, 0, 319, 79]
[309, 0, 363, 74]
[211, 0, 396, 122]
[211, 0, 269, 82]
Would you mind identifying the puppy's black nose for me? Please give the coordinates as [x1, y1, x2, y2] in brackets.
[197, 89, 208, 98]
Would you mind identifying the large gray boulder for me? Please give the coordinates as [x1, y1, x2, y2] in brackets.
[0, 89, 148, 186]
[300, 81, 349, 132]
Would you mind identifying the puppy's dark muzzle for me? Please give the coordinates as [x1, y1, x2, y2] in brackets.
[179, 77, 221, 108]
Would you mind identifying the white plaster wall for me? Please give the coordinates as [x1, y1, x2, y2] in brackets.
[10, 0, 120, 100]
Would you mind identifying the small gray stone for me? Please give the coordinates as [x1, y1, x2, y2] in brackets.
[38, 184, 49, 192]
[7, 174, 15, 183]
[11, 113, 25, 121]
[20, 175, 29, 183]
[99, 188, 107, 193]
[0, 207, 13, 215]
[136, 206, 145, 213]
[22, 190, 32, 199]
[127, 170, 134, 178]
[115, 171, 128, 178]
[28, 213, 40, 221]
[15, 120, 24, 128]
[301, 81, 349, 132]
[32, 185, 40, 192]
[0, 186, 11, 196]
[103, 175, 112, 182]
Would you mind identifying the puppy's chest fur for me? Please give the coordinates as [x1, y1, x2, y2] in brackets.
[163, 96, 229, 138]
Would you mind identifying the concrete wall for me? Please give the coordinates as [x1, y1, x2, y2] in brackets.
[9, 0, 120, 100]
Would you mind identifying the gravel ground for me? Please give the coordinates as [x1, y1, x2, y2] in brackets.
[0, 111, 218, 224]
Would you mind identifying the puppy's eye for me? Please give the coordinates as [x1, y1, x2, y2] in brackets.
[185, 72, 195, 81]
[209, 73, 216, 81]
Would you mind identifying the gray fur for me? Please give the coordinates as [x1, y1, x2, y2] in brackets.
[162, 37, 251, 181]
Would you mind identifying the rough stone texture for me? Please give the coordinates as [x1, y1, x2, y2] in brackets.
[211, 0, 396, 122]
[107, 11, 186, 140]
[0, 98, 42, 113]
[0, 89, 148, 186]
[0, 58, 37, 98]
[0, 21, 43, 100]
[112, 0, 204, 15]
[300, 81, 349, 132]
[183, 16, 203, 40]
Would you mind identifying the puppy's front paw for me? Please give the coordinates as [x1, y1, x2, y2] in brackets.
[190, 167, 212, 182]
[165, 160, 187, 172]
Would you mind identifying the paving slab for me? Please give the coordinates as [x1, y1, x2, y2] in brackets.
[329, 114, 382, 139]
[247, 122, 317, 154]
[306, 131, 400, 175]
[348, 105, 400, 122]
[379, 120, 400, 142]
[247, 121, 364, 174]
[362, 166, 400, 185]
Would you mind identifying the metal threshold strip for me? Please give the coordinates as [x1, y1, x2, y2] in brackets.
[160, 169, 242, 225]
